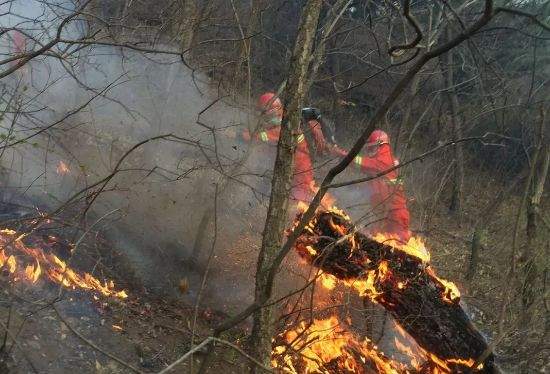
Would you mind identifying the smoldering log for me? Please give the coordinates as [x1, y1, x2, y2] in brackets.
[293, 209, 496, 373]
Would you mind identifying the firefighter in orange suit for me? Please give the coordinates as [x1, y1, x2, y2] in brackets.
[350, 130, 411, 242]
[238, 92, 342, 206]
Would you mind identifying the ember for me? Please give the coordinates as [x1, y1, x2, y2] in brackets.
[0, 228, 127, 299]
[56, 160, 70, 175]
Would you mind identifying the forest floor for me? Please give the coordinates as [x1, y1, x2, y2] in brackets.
[0, 169, 547, 373]
[0, 203, 250, 374]
[409, 172, 549, 373]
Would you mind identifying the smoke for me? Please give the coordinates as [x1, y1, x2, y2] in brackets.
[0, 0, 280, 310]
[0, 0, 377, 314]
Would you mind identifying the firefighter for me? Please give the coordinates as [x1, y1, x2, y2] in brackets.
[236, 92, 339, 206]
[350, 129, 411, 242]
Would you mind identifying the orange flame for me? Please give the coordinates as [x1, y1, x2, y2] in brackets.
[56, 160, 70, 175]
[306, 245, 317, 256]
[272, 316, 402, 373]
[25, 260, 41, 283]
[0, 228, 127, 299]
[394, 338, 421, 370]
[370, 233, 460, 304]
[372, 233, 430, 263]
[296, 201, 309, 213]
[426, 267, 460, 304]
[7, 255, 16, 273]
[318, 273, 337, 290]
[289, 207, 479, 373]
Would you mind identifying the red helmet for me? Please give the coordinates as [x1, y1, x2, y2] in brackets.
[367, 129, 390, 146]
[257, 92, 282, 112]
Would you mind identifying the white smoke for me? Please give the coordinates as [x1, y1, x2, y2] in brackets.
[0, 1, 279, 311]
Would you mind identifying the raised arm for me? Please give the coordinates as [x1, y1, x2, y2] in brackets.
[307, 120, 348, 158]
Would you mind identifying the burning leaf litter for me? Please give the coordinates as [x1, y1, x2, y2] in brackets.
[0, 228, 127, 299]
[272, 316, 403, 374]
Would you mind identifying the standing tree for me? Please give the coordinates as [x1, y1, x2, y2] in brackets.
[248, 0, 324, 368]
[441, 24, 465, 217]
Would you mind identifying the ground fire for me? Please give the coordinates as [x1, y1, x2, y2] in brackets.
[0, 228, 128, 299]
[271, 207, 495, 373]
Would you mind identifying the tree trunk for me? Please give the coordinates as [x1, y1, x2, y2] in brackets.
[176, 0, 199, 51]
[249, 0, 323, 369]
[521, 109, 549, 324]
[466, 173, 525, 282]
[441, 26, 465, 218]
[466, 228, 483, 281]
[248, 0, 264, 58]
[394, 74, 419, 157]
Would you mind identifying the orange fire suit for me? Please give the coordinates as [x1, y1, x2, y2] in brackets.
[351, 144, 411, 242]
[242, 120, 341, 204]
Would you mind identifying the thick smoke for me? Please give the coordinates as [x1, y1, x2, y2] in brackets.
[0, 0, 389, 314]
[0, 1, 282, 311]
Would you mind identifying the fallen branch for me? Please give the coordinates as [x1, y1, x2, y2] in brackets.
[294, 209, 496, 372]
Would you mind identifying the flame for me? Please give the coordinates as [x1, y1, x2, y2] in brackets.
[7, 255, 16, 273]
[296, 201, 309, 213]
[344, 270, 380, 299]
[328, 216, 347, 237]
[56, 160, 70, 175]
[0, 250, 7, 267]
[371, 233, 460, 304]
[394, 338, 421, 370]
[306, 245, 317, 256]
[372, 233, 430, 263]
[318, 273, 337, 290]
[0, 228, 127, 299]
[426, 267, 460, 304]
[272, 316, 402, 373]
[25, 260, 41, 283]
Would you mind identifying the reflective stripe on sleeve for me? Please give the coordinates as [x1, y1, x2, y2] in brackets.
[387, 178, 404, 185]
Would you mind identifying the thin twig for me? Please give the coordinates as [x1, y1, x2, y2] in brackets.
[190, 184, 219, 372]
[0, 319, 39, 373]
[157, 336, 272, 374]
[52, 303, 143, 373]
[389, 0, 423, 56]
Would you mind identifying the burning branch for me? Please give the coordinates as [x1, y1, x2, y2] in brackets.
[289, 208, 496, 373]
